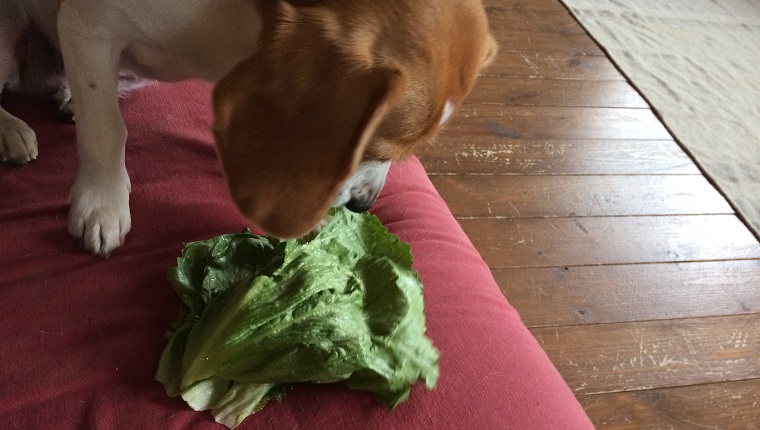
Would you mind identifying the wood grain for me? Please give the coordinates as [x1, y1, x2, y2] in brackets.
[432, 175, 732, 218]
[458, 215, 760, 269]
[495, 260, 760, 327]
[531, 314, 760, 395]
[419, 139, 699, 176]
[578, 379, 760, 430]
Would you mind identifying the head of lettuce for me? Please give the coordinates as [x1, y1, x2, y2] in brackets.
[156, 208, 440, 428]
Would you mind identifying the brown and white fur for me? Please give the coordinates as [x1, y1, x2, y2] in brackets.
[0, 0, 496, 257]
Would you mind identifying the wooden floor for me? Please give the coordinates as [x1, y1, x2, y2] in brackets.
[417, 0, 760, 428]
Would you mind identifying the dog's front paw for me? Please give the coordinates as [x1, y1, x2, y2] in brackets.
[68, 173, 132, 258]
[0, 114, 38, 164]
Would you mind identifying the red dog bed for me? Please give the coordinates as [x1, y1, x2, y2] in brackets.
[0, 82, 592, 429]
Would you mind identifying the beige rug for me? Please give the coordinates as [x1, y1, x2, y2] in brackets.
[559, 0, 760, 238]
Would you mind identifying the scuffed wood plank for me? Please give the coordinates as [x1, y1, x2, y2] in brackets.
[579, 379, 760, 429]
[483, 51, 623, 80]
[484, 3, 586, 34]
[459, 215, 760, 268]
[531, 315, 760, 395]
[484, 0, 571, 13]
[467, 77, 648, 108]
[481, 0, 606, 54]
[447, 106, 672, 140]
[494, 260, 760, 327]
[418, 139, 699, 175]
[431, 175, 732, 218]
[491, 29, 606, 55]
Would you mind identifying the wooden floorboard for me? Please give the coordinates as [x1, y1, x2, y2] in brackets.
[483, 51, 622, 80]
[459, 216, 760, 269]
[495, 260, 760, 327]
[579, 379, 760, 430]
[485, 6, 586, 34]
[492, 29, 606, 55]
[451, 105, 672, 140]
[468, 77, 649, 107]
[432, 175, 733, 218]
[531, 314, 760, 394]
[417, 0, 760, 427]
[419, 139, 699, 175]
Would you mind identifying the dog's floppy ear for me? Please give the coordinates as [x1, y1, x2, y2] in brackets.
[212, 15, 405, 238]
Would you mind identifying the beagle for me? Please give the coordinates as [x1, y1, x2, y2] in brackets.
[0, 0, 496, 257]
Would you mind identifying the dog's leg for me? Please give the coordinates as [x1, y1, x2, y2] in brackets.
[58, 4, 131, 257]
[0, 30, 38, 164]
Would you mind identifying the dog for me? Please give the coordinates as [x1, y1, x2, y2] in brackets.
[0, 0, 496, 257]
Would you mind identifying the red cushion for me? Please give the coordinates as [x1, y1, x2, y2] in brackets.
[0, 82, 592, 429]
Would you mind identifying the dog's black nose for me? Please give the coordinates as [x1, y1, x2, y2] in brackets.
[345, 198, 374, 213]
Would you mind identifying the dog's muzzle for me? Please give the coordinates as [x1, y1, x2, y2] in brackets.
[333, 160, 391, 213]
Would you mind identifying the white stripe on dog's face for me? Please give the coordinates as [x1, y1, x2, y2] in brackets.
[439, 100, 455, 126]
[332, 160, 391, 212]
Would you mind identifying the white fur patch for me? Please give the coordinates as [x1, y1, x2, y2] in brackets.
[439, 100, 455, 126]
[332, 160, 391, 208]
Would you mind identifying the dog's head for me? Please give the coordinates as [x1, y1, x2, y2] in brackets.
[213, 0, 496, 238]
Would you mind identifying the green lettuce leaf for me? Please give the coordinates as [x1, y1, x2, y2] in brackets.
[156, 208, 439, 428]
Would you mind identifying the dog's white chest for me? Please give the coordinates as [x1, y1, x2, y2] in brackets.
[118, 0, 262, 82]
